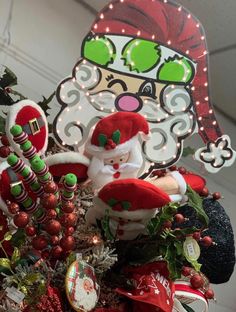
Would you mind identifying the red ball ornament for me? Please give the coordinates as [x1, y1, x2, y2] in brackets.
[212, 192, 221, 200]
[193, 231, 201, 241]
[1, 135, 9, 146]
[51, 246, 63, 259]
[60, 213, 77, 227]
[8, 202, 20, 214]
[174, 213, 185, 224]
[32, 235, 48, 250]
[61, 201, 75, 213]
[178, 166, 187, 175]
[201, 236, 213, 247]
[181, 266, 192, 277]
[44, 182, 58, 194]
[41, 193, 58, 210]
[47, 209, 57, 219]
[60, 236, 75, 251]
[51, 235, 60, 246]
[0, 146, 10, 158]
[190, 274, 204, 289]
[45, 220, 62, 235]
[201, 187, 209, 197]
[205, 288, 214, 299]
[25, 225, 37, 237]
[169, 165, 177, 171]
[14, 212, 29, 228]
[64, 226, 75, 236]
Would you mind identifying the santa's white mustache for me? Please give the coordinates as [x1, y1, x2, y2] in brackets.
[100, 163, 141, 175]
[88, 90, 167, 123]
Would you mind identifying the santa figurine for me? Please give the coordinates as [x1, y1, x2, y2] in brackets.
[86, 178, 171, 240]
[85, 112, 149, 190]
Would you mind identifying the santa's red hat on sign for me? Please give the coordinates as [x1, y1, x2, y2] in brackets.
[86, 178, 171, 240]
[82, 0, 235, 173]
[85, 111, 149, 159]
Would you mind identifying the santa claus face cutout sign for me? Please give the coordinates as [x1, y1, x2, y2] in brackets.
[53, 0, 235, 174]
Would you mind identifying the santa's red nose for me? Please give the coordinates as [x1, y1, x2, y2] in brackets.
[115, 93, 142, 112]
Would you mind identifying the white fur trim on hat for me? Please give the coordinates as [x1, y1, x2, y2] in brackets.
[86, 135, 141, 159]
[168, 171, 187, 195]
[45, 152, 90, 167]
[6, 100, 48, 159]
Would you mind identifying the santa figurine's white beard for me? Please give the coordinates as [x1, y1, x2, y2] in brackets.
[87, 145, 144, 190]
[74, 277, 97, 311]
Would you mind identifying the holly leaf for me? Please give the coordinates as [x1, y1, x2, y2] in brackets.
[164, 244, 180, 280]
[174, 241, 183, 256]
[107, 198, 118, 207]
[182, 147, 195, 157]
[186, 186, 209, 227]
[101, 210, 114, 241]
[98, 133, 107, 147]
[4, 232, 12, 241]
[0, 67, 17, 88]
[38, 92, 55, 117]
[11, 229, 26, 247]
[147, 217, 160, 236]
[112, 130, 121, 144]
[122, 201, 131, 210]
[11, 247, 21, 264]
[0, 258, 11, 270]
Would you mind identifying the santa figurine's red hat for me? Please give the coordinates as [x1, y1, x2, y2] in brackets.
[86, 178, 170, 239]
[82, 0, 235, 173]
[85, 112, 149, 159]
[94, 178, 170, 221]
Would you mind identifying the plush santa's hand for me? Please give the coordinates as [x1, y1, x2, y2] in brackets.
[146, 171, 206, 204]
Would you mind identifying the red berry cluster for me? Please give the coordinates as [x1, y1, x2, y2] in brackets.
[181, 266, 215, 299]
[192, 231, 215, 247]
[0, 134, 11, 158]
[105, 138, 116, 150]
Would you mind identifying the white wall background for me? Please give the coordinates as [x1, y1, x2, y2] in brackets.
[0, 1, 235, 311]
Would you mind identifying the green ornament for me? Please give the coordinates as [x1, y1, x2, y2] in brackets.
[21, 141, 32, 152]
[83, 36, 116, 67]
[21, 167, 30, 178]
[122, 39, 161, 73]
[65, 173, 77, 186]
[157, 56, 194, 84]
[31, 157, 44, 172]
[11, 184, 22, 197]
[7, 154, 18, 166]
[10, 124, 23, 136]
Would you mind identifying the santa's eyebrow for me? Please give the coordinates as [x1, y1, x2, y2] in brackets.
[105, 74, 114, 82]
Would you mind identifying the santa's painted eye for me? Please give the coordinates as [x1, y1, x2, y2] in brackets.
[138, 81, 157, 99]
[107, 79, 128, 91]
[110, 160, 114, 164]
